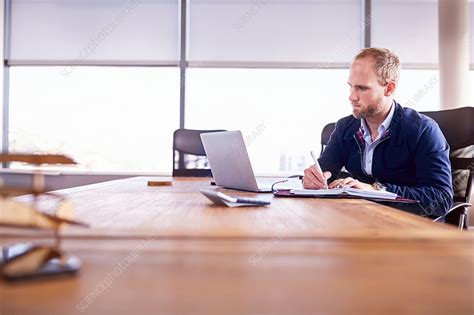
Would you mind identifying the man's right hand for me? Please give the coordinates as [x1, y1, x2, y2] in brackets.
[303, 166, 331, 189]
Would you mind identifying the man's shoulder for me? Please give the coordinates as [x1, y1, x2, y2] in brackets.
[396, 103, 439, 132]
[335, 114, 359, 129]
[394, 103, 446, 148]
[334, 114, 360, 139]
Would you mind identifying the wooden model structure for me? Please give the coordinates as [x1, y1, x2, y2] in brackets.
[0, 154, 88, 281]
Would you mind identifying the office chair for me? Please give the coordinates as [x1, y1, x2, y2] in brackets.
[172, 128, 226, 177]
[320, 122, 336, 155]
[421, 107, 473, 230]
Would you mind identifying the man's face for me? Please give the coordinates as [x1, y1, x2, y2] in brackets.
[348, 57, 387, 119]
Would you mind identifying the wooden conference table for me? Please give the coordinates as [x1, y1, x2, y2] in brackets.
[1, 177, 473, 315]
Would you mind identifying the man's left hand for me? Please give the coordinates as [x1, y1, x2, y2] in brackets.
[328, 177, 374, 190]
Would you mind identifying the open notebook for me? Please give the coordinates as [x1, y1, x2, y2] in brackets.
[272, 180, 418, 203]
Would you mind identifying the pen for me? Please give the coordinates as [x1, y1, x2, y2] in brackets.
[310, 150, 328, 189]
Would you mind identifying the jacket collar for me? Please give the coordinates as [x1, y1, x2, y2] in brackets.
[360, 100, 395, 144]
[352, 100, 404, 146]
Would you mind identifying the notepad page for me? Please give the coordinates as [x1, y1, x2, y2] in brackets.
[345, 187, 398, 199]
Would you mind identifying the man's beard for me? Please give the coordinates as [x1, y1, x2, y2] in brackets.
[352, 97, 383, 119]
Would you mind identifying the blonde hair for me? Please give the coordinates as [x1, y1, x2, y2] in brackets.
[354, 47, 401, 85]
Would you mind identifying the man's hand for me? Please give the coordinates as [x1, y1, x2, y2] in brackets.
[303, 166, 331, 189]
[328, 177, 374, 190]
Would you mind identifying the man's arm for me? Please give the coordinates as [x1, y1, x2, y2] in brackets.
[318, 121, 345, 183]
[384, 122, 453, 217]
[303, 121, 346, 189]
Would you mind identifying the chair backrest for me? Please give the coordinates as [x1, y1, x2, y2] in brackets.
[172, 129, 226, 177]
[421, 107, 474, 204]
[320, 122, 336, 155]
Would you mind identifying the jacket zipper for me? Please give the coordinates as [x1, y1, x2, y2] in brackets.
[354, 130, 391, 177]
[353, 132, 368, 176]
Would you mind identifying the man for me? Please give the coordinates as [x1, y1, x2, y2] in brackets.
[303, 48, 453, 217]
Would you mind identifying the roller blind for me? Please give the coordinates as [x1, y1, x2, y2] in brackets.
[187, 0, 362, 64]
[8, 0, 179, 64]
[372, 0, 438, 65]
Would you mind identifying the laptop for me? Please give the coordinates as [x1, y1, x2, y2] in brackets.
[200, 131, 273, 192]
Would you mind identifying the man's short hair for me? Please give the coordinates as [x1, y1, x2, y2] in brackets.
[354, 47, 401, 86]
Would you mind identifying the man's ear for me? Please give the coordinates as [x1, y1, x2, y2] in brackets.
[385, 81, 396, 96]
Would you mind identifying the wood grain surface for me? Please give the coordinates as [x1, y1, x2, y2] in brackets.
[5, 176, 467, 240]
[1, 177, 473, 315]
[1, 237, 473, 315]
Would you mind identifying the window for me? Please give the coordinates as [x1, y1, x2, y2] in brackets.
[186, 68, 463, 174]
[9, 67, 179, 172]
[186, 68, 351, 174]
[396, 70, 440, 111]
[3, 0, 472, 175]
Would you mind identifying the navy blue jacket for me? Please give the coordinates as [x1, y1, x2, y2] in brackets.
[319, 102, 453, 217]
